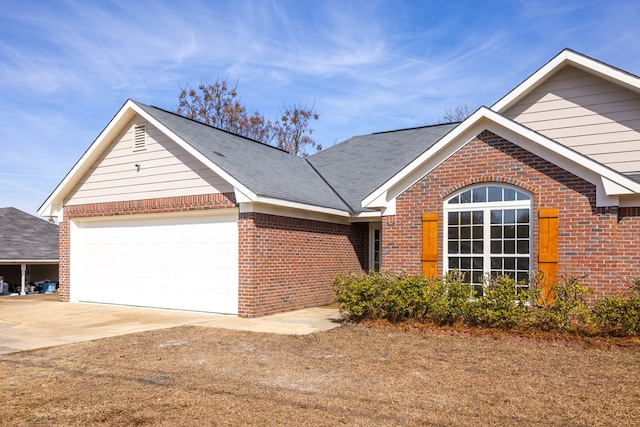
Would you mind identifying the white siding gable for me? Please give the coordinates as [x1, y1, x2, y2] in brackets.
[504, 66, 640, 174]
[65, 116, 233, 205]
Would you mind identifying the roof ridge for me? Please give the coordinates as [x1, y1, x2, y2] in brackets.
[371, 122, 460, 135]
[140, 102, 293, 155]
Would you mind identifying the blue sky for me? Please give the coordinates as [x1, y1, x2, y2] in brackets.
[2, 0, 640, 216]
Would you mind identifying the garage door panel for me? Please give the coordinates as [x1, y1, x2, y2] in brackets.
[70, 212, 238, 314]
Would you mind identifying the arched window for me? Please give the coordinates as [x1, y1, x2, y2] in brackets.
[444, 184, 532, 296]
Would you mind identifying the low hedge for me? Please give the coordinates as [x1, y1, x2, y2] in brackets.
[334, 271, 640, 337]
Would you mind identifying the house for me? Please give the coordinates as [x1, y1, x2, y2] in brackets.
[0, 207, 59, 294]
[39, 49, 640, 317]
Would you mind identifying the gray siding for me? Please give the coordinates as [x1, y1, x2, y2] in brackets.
[65, 116, 233, 205]
[505, 66, 640, 174]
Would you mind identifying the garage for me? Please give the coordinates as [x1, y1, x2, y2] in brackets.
[69, 210, 238, 314]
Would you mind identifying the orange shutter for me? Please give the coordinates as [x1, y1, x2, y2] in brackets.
[538, 208, 559, 303]
[422, 213, 438, 278]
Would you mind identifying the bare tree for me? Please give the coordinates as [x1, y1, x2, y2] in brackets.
[177, 76, 319, 156]
[437, 103, 473, 123]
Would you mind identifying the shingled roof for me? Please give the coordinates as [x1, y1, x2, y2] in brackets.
[135, 102, 351, 212]
[136, 102, 459, 214]
[307, 123, 459, 212]
[0, 207, 59, 262]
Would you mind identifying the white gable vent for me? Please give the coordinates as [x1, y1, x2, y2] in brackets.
[133, 123, 147, 152]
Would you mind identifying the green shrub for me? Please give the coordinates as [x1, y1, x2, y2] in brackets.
[464, 275, 533, 329]
[592, 296, 640, 336]
[526, 275, 592, 332]
[334, 271, 431, 322]
[422, 271, 472, 325]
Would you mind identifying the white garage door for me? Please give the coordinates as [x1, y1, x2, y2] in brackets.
[70, 211, 238, 314]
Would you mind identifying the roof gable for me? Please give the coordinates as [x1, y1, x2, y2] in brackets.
[39, 101, 351, 219]
[362, 107, 640, 211]
[493, 49, 640, 113]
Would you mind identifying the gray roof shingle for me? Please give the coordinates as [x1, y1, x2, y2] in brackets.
[135, 102, 459, 214]
[136, 102, 351, 212]
[0, 207, 59, 261]
[307, 123, 459, 212]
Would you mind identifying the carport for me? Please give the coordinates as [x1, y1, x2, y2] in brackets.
[0, 207, 59, 295]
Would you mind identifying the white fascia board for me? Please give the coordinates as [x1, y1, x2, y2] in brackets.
[249, 196, 351, 218]
[362, 108, 489, 208]
[38, 100, 140, 220]
[362, 107, 640, 210]
[483, 111, 640, 195]
[492, 49, 640, 113]
[37, 100, 256, 220]
[239, 200, 351, 224]
[349, 211, 383, 223]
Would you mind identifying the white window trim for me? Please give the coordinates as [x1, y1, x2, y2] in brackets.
[443, 184, 533, 290]
[369, 222, 382, 272]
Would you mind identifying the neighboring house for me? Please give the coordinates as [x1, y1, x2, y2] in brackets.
[0, 207, 59, 294]
[39, 49, 640, 317]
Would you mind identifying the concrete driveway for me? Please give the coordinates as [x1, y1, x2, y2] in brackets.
[0, 294, 343, 355]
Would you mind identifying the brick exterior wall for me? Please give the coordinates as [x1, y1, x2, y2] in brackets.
[59, 192, 368, 317]
[383, 131, 640, 299]
[238, 212, 368, 317]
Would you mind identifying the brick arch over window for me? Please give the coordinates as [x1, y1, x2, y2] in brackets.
[437, 176, 537, 200]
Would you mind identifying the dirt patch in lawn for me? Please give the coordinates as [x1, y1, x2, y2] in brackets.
[1, 325, 639, 426]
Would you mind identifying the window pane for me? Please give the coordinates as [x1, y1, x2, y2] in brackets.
[448, 241, 459, 254]
[517, 272, 529, 284]
[473, 211, 483, 224]
[449, 258, 459, 269]
[472, 187, 486, 202]
[473, 226, 483, 239]
[504, 188, 516, 201]
[461, 257, 471, 269]
[504, 257, 515, 270]
[516, 191, 530, 201]
[504, 225, 515, 238]
[448, 227, 458, 239]
[448, 212, 458, 224]
[461, 241, 471, 254]
[517, 240, 529, 254]
[488, 186, 502, 202]
[460, 211, 471, 225]
[517, 209, 529, 223]
[472, 271, 484, 284]
[517, 257, 529, 270]
[517, 225, 529, 238]
[460, 190, 471, 203]
[460, 226, 471, 239]
[491, 226, 501, 238]
[472, 241, 483, 253]
[491, 257, 501, 269]
[449, 195, 459, 204]
[491, 210, 502, 224]
[491, 241, 502, 254]
[473, 257, 483, 269]
[504, 240, 515, 254]
[504, 210, 515, 224]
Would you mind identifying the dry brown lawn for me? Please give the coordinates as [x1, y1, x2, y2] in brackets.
[1, 324, 639, 426]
